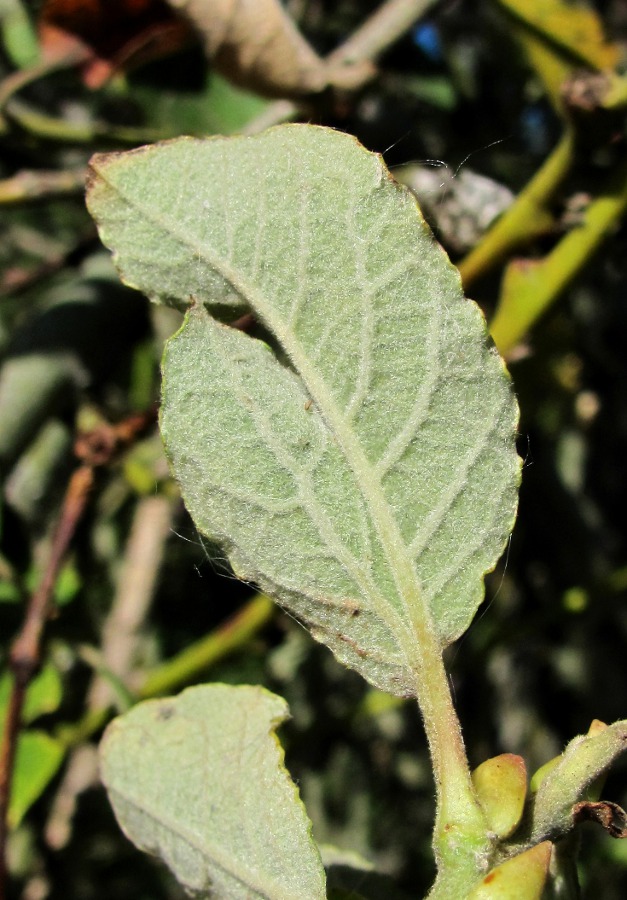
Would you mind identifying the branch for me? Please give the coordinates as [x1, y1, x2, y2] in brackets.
[244, 0, 440, 134]
[0, 407, 156, 898]
[0, 168, 86, 205]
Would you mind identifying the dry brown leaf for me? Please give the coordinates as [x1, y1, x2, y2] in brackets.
[39, 0, 193, 89]
[166, 0, 328, 97]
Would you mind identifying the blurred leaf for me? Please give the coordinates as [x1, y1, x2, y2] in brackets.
[53, 558, 81, 606]
[0, 262, 149, 470]
[131, 72, 268, 139]
[167, 0, 326, 98]
[495, 0, 619, 114]
[0, 0, 41, 68]
[0, 666, 65, 828]
[87, 125, 520, 697]
[0, 663, 62, 723]
[38, 0, 192, 88]
[100, 684, 326, 899]
[7, 730, 64, 828]
[495, 0, 619, 71]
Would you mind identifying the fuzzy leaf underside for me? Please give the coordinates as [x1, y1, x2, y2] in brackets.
[100, 685, 326, 900]
[87, 125, 520, 696]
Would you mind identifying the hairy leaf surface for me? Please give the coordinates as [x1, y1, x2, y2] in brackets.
[87, 125, 520, 696]
[100, 684, 326, 900]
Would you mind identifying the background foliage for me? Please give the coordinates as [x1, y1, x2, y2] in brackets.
[1, 1, 627, 897]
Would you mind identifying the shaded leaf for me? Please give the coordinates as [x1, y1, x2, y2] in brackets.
[39, 0, 192, 88]
[87, 125, 520, 697]
[100, 684, 326, 900]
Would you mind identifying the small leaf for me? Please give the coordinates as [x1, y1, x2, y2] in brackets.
[0, 663, 62, 724]
[531, 719, 627, 842]
[468, 841, 552, 900]
[87, 126, 520, 698]
[9, 731, 64, 828]
[472, 754, 527, 839]
[100, 684, 326, 900]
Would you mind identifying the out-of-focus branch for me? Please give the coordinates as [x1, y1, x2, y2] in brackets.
[52, 592, 276, 759]
[0, 168, 86, 205]
[89, 495, 172, 710]
[242, 0, 440, 133]
[0, 408, 156, 899]
[490, 155, 627, 355]
[138, 592, 275, 698]
[458, 131, 575, 289]
[46, 494, 172, 849]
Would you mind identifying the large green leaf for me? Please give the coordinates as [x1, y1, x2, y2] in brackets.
[100, 684, 326, 900]
[87, 125, 520, 696]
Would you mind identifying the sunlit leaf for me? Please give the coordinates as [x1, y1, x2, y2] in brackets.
[87, 125, 520, 697]
[8, 731, 64, 827]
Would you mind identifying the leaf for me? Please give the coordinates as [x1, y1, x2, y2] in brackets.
[166, 0, 327, 97]
[87, 125, 520, 697]
[100, 684, 326, 900]
[468, 842, 552, 900]
[0, 663, 62, 724]
[7, 732, 64, 828]
[39, 0, 192, 89]
[530, 719, 627, 842]
[0, 665, 65, 827]
[471, 754, 527, 840]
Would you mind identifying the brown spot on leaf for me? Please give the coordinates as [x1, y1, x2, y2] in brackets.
[157, 703, 175, 721]
[342, 598, 360, 617]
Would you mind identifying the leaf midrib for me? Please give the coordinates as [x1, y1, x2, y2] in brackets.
[108, 785, 303, 900]
[102, 172, 437, 666]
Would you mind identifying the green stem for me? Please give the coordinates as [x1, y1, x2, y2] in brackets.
[138, 593, 275, 698]
[5, 98, 169, 144]
[402, 629, 491, 892]
[55, 593, 275, 749]
[490, 154, 627, 354]
[458, 130, 575, 289]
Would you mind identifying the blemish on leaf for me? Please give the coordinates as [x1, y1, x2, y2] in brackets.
[342, 598, 360, 616]
[157, 704, 175, 721]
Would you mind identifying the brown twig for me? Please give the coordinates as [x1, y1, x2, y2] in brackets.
[0, 406, 157, 898]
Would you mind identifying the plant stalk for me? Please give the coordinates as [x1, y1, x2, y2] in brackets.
[458, 130, 575, 288]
